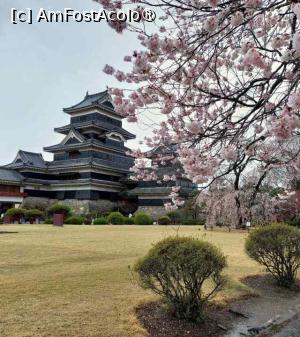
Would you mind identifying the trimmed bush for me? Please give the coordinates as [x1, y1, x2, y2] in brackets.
[6, 208, 26, 223]
[64, 216, 84, 225]
[47, 203, 71, 216]
[6, 208, 26, 217]
[25, 209, 44, 224]
[245, 224, 300, 287]
[134, 212, 153, 225]
[134, 236, 226, 322]
[25, 209, 44, 218]
[167, 210, 183, 224]
[44, 218, 53, 225]
[107, 212, 124, 225]
[167, 210, 205, 226]
[182, 218, 205, 226]
[94, 217, 109, 225]
[158, 216, 171, 225]
[123, 216, 135, 225]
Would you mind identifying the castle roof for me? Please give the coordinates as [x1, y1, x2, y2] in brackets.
[5, 150, 47, 169]
[63, 90, 121, 117]
[54, 121, 135, 140]
[47, 157, 131, 173]
[44, 138, 130, 154]
[0, 168, 24, 184]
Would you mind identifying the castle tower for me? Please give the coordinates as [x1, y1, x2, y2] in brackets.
[4, 90, 136, 213]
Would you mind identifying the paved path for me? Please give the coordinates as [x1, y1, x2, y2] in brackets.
[272, 317, 300, 337]
[224, 276, 300, 337]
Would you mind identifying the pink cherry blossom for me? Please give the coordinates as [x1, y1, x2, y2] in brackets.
[99, 0, 299, 210]
[292, 31, 300, 53]
[243, 48, 266, 68]
[103, 64, 115, 75]
[292, 4, 300, 20]
[287, 91, 300, 110]
[231, 12, 243, 27]
[204, 17, 218, 33]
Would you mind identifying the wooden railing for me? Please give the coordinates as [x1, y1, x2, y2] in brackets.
[0, 192, 27, 197]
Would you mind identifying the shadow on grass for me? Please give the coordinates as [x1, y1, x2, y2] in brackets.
[0, 231, 19, 234]
[240, 274, 300, 296]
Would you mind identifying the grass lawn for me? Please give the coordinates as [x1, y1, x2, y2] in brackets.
[0, 225, 261, 337]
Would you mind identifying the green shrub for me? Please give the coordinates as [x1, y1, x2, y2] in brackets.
[44, 218, 53, 225]
[6, 208, 26, 217]
[94, 218, 109, 225]
[245, 224, 300, 287]
[286, 218, 300, 228]
[25, 209, 44, 219]
[134, 236, 226, 322]
[134, 212, 153, 225]
[107, 212, 124, 225]
[64, 216, 84, 225]
[167, 210, 205, 226]
[158, 216, 171, 225]
[167, 210, 183, 224]
[123, 216, 135, 225]
[47, 203, 71, 216]
[181, 218, 206, 226]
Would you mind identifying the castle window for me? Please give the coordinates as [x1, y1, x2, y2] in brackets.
[69, 151, 80, 159]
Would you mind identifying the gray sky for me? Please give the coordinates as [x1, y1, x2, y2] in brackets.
[0, 0, 150, 165]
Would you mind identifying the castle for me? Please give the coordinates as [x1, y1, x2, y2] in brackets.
[0, 90, 195, 218]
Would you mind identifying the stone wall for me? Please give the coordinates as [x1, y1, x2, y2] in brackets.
[136, 206, 167, 220]
[22, 197, 117, 214]
[64, 199, 117, 214]
[22, 197, 57, 210]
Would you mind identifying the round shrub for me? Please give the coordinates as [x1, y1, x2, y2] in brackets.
[25, 209, 44, 223]
[245, 224, 300, 287]
[107, 212, 124, 225]
[167, 210, 183, 224]
[6, 208, 26, 217]
[123, 216, 135, 225]
[47, 203, 71, 216]
[6, 208, 26, 223]
[134, 236, 227, 322]
[134, 212, 153, 225]
[44, 218, 53, 225]
[64, 216, 84, 225]
[94, 217, 109, 225]
[158, 216, 171, 225]
[25, 209, 44, 218]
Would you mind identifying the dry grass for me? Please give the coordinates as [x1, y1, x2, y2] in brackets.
[0, 225, 261, 337]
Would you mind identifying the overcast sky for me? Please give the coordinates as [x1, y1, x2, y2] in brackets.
[0, 0, 152, 165]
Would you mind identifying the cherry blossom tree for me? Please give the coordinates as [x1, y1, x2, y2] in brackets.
[96, 0, 300, 215]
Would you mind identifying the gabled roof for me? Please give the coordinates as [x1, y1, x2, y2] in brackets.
[147, 144, 178, 158]
[0, 168, 24, 183]
[54, 121, 136, 140]
[5, 150, 47, 169]
[44, 138, 129, 154]
[47, 157, 132, 173]
[63, 90, 119, 116]
[60, 128, 86, 145]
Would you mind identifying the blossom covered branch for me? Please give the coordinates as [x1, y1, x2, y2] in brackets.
[96, 0, 300, 209]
